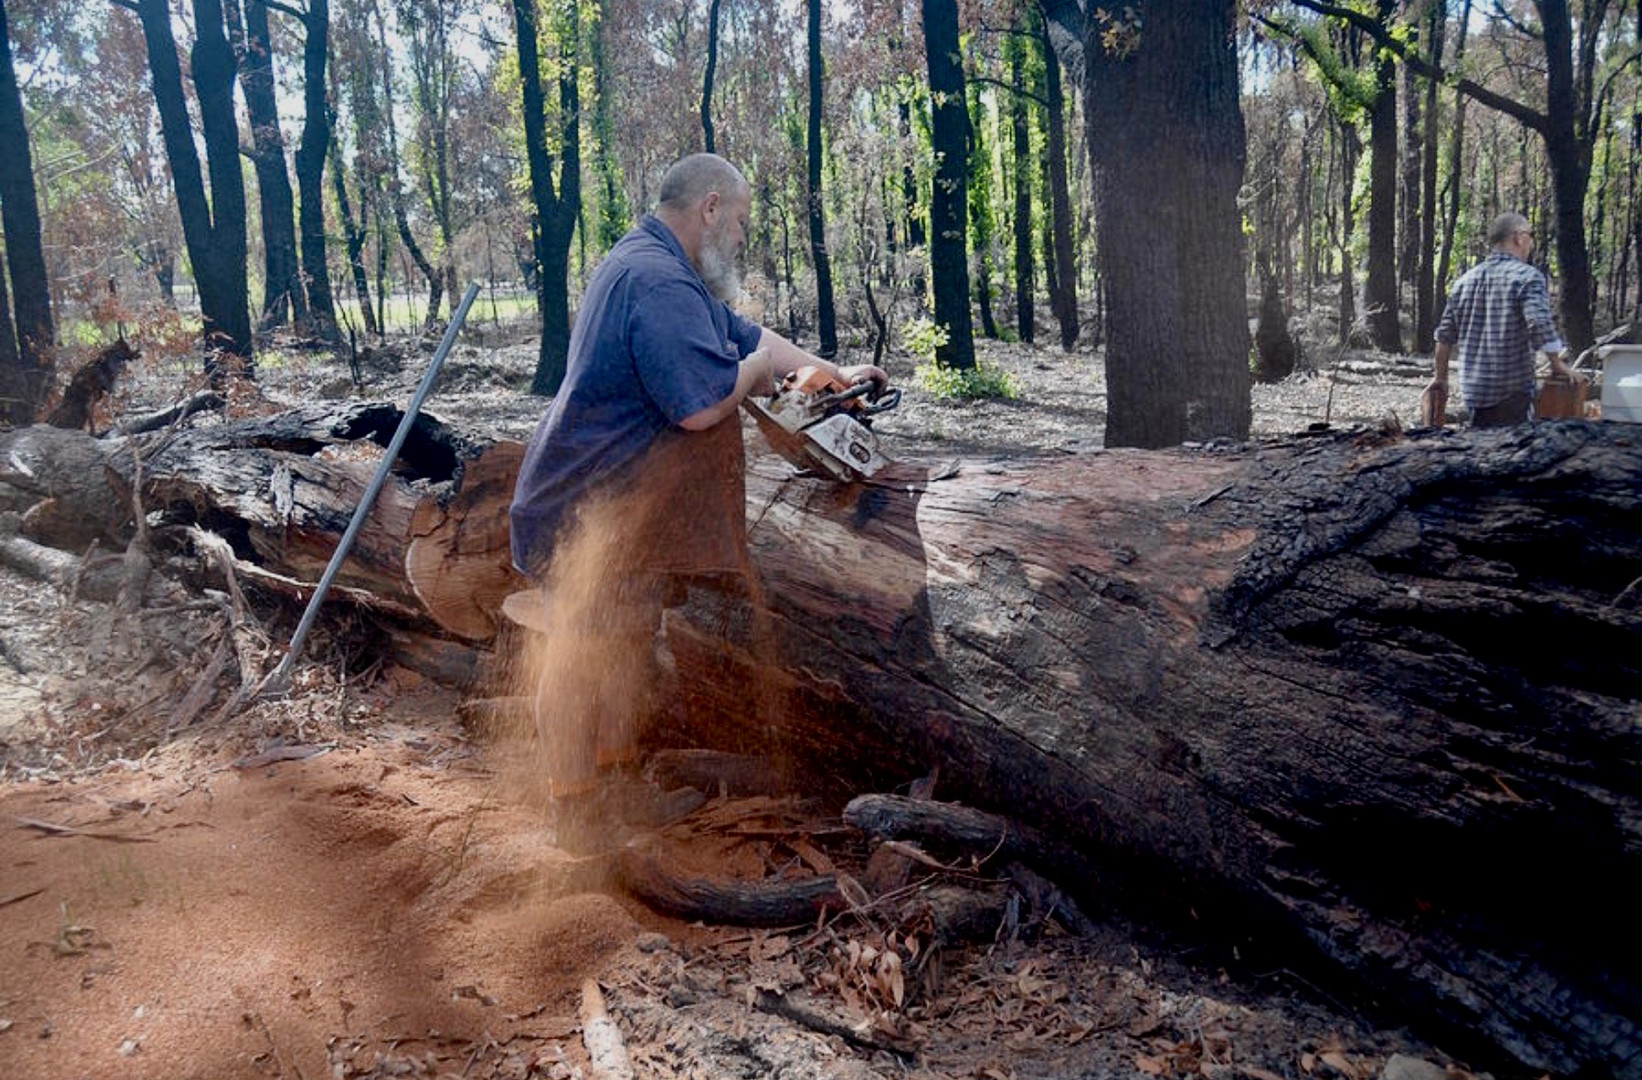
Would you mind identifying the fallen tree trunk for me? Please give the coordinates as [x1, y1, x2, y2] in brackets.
[4, 405, 1639, 1074]
[655, 421, 1642, 1079]
[1, 402, 525, 641]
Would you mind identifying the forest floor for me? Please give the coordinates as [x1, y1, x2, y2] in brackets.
[0, 317, 1483, 1080]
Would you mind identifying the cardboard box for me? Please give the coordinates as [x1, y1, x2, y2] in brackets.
[1536, 376, 1586, 419]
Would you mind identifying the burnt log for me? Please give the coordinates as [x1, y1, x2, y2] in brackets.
[4, 403, 1640, 1075]
[0, 402, 525, 641]
[653, 421, 1642, 1079]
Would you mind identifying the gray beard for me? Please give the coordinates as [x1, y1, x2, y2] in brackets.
[698, 237, 743, 303]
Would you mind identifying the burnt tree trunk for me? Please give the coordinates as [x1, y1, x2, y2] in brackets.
[807, 0, 837, 359]
[1047, 0, 1249, 447]
[0, 0, 54, 423]
[296, 0, 339, 342]
[231, 0, 307, 332]
[700, 0, 720, 153]
[921, 0, 975, 371]
[4, 401, 1639, 1078]
[658, 422, 1642, 1080]
[513, 0, 580, 396]
[139, 0, 252, 373]
[1039, 15, 1078, 351]
[329, 126, 378, 337]
[1365, 0, 1402, 353]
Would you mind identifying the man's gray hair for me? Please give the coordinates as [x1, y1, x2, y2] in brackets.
[1487, 212, 1530, 246]
[657, 153, 748, 211]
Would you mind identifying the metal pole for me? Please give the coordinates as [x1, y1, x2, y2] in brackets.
[265, 282, 481, 692]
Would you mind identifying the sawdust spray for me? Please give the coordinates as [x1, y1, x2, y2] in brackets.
[483, 418, 790, 817]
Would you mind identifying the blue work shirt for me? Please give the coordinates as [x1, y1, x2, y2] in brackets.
[510, 215, 763, 573]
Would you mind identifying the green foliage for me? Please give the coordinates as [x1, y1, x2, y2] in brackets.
[903, 315, 949, 361]
[906, 318, 1017, 399]
[1294, 21, 1376, 121]
[916, 356, 1019, 400]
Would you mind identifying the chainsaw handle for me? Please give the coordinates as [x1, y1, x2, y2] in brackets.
[859, 386, 901, 415]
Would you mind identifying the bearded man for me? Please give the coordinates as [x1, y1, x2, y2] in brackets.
[509, 152, 884, 573]
[507, 153, 886, 839]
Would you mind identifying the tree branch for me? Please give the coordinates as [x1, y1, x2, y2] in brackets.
[1591, 47, 1642, 142]
[1287, 0, 1549, 133]
[968, 74, 1049, 109]
[262, 0, 308, 22]
[1488, 0, 1542, 41]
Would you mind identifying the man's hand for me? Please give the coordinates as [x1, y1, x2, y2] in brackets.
[838, 364, 889, 398]
[1549, 351, 1588, 386]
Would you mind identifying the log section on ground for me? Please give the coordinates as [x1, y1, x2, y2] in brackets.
[658, 421, 1642, 1080]
[1, 402, 525, 640]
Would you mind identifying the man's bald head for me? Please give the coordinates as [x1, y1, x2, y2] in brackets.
[658, 153, 749, 212]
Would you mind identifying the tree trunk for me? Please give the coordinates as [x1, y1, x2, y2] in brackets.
[1540, 0, 1595, 355]
[807, 0, 837, 359]
[1009, 20, 1033, 345]
[233, 0, 307, 333]
[921, 0, 975, 370]
[700, 0, 720, 153]
[296, 0, 339, 343]
[1049, 0, 1249, 447]
[968, 83, 998, 341]
[1436, 0, 1471, 307]
[6, 400, 1640, 1077]
[329, 127, 378, 337]
[1414, 0, 1445, 354]
[1399, 40, 1421, 297]
[0, 255, 20, 424]
[1338, 117, 1360, 344]
[513, 0, 579, 397]
[654, 424, 1642, 1080]
[1040, 18, 1078, 351]
[0, 0, 54, 425]
[1365, 0, 1402, 353]
[138, 0, 252, 376]
[374, 3, 442, 331]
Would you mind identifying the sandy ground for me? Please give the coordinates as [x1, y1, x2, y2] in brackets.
[1, 322, 1465, 1080]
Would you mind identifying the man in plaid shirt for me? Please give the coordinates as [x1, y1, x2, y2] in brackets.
[1429, 212, 1583, 427]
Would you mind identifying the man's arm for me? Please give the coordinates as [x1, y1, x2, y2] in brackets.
[755, 327, 888, 390]
[1432, 340, 1451, 387]
[677, 327, 889, 432]
[677, 348, 775, 431]
[1523, 271, 1581, 380]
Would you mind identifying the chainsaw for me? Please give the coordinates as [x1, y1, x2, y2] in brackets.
[744, 365, 901, 481]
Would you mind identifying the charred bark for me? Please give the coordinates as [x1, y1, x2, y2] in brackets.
[656, 422, 1642, 1080]
[231, 0, 307, 332]
[513, 0, 580, 396]
[921, 0, 975, 371]
[138, 0, 252, 373]
[5, 399, 1640, 1077]
[0, 0, 54, 422]
[1365, 0, 1402, 353]
[1047, 0, 1249, 447]
[807, 0, 837, 359]
[296, 0, 339, 342]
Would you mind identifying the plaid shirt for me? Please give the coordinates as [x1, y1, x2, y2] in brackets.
[1435, 251, 1565, 409]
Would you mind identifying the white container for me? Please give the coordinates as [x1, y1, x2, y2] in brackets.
[1598, 344, 1642, 422]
